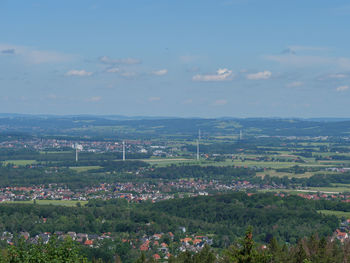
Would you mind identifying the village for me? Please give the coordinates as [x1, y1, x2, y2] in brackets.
[0, 227, 213, 261]
[0, 178, 287, 204]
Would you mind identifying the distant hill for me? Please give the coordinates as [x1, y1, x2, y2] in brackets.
[0, 114, 350, 138]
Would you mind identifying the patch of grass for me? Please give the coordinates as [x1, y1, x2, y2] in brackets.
[3, 160, 36, 166]
[40, 151, 72, 154]
[70, 166, 101, 172]
[256, 170, 314, 179]
[307, 186, 350, 193]
[318, 210, 350, 218]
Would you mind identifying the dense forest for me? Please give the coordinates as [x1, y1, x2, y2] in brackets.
[0, 193, 346, 262]
[3, 226, 350, 262]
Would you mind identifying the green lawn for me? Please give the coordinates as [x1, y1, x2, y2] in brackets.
[3, 160, 36, 166]
[70, 166, 101, 172]
[2, 200, 88, 207]
[318, 210, 350, 218]
[257, 170, 314, 179]
[307, 186, 350, 193]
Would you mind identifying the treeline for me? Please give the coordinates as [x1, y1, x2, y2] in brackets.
[263, 171, 350, 188]
[1, 193, 350, 261]
[0, 160, 150, 188]
[0, 193, 341, 245]
[0, 237, 89, 263]
[151, 193, 339, 245]
[143, 165, 255, 181]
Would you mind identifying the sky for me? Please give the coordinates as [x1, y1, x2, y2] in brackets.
[1, 0, 350, 118]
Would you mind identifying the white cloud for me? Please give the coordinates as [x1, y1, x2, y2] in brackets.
[286, 81, 303, 88]
[105, 67, 137, 78]
[193, 68, 233, 82]
[106, 67, 120, 73]
[148, 97, 160, 101]
[99, 56, 141, 65]
[212, 99, 228, 106]
[66, 70, 93, 77]
[246, 71, 272, 80]
[336, 85, 349, 92]
[0, 44, 73, 64]
[328, 73, 348, 79]
[86, 96, 102, 102]
[152, 69, 168, 76]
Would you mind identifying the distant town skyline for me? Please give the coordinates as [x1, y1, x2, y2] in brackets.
[1, 0, 350, 117]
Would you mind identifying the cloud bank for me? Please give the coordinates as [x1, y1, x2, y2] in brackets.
[246, 71, 272, 80]
[66, 70, 93, 77]
[193, 68, 233, 82]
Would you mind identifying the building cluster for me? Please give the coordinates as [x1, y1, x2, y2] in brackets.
[1, 227, 214, 260]
[135, 231, 213, 260]
[0, 137, 174, 156]
[272, 192, 350, 202]
[0, 230, 112, 247]
[332, 219, 350, 243]
[0, 178, 286, 203]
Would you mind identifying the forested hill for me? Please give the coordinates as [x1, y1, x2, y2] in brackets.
[0, 193, 344, 262]
[0, 193, 340, 245]
[151, 192, 339, 244]
[1, 115, 350, 138]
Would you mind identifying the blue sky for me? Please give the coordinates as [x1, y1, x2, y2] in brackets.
[1, 0, 350, 117]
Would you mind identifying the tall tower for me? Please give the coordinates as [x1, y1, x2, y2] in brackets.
[196, 139, 199, 161]
[122, 141, 125, 161]
[196, 129, 201, 161]
[75, 144, 82, 162]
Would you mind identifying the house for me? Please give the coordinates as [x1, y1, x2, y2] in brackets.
[77, 233, 88, 239]
[181, 237, 192, 245]
[67, 232, 77, 240]
[36, 233, 50, 244]
[179, 227, 186, 233]
[84, 239, 93, 247]
[335, 229, 348, 242]
[153, 254, 161, 260]
[20, 232, 30, 240]
[153, 234, 162, 240]
[54, 231, 63, 237]
[88, 234, 99, 240]
[140, 240, 150, 251]
[192, 239, 202, 245]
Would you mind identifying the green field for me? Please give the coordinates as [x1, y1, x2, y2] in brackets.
[3, 160, 36, 166]
[318, 210, 350, 218]
[70, 166, 101, 172]
[257, 170, 314, 179]
[142, 158, 196, 167]
[307, 186, 350, 193]
[2, 200, 88, 207]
